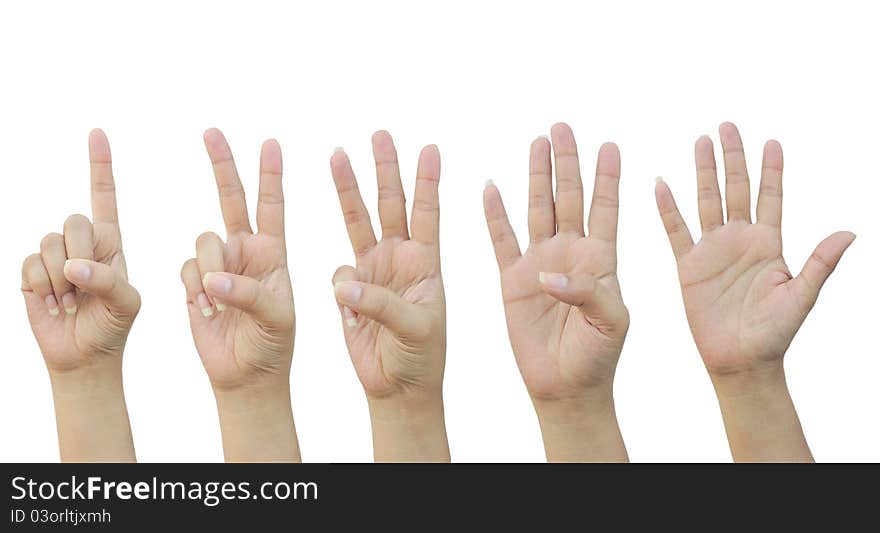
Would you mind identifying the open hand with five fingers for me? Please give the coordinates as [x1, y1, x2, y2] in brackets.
[655, 122, 855, 462]
[21, 129, 139, 462]
[330, 131, 448, 462]
[180, 129, 299, 462]
[483, 123, 629, 462]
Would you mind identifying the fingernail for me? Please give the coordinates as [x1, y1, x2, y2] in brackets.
[343, 306, 357, 328]
[655, 176, 664, 183]
[538, 272, 568, 290]
[333, 146, 344, 154]
[63, 259, 91, 283]
[484, 179, 494, 188]
[45, 295, 60, 316]
[215, 302, 227, 312]
[203, 273, 232, 295]
[197, 293, 213, 317]
[334, 282, 362, 306]
[537, 134, 549, 141]
[61, 292, 77, 314]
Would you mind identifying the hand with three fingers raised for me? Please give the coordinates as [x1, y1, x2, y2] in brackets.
[654, 122, 855, 461]
[180, 129, 299, 462]
[483, 123, 629, 462]
[21, 129, 139, 462]
[330, 131, 448, 462]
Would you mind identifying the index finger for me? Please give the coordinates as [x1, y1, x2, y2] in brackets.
[89, 129, 119, 225]
[204, 128, 253, 235]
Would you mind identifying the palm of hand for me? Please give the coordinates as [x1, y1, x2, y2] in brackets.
[29, 224, 131, 370]
[347, 238, 444, 395]
[502, 234, 623, 398]
[656, 123, 854, 377]
[189, 233, 294, 386]
[678, 222, 800, 372]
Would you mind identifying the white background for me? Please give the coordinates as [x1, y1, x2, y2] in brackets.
[0, 1, 877, 462]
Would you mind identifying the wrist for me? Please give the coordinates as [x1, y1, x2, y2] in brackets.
[709, 362, 812, 462]
[709, 360, 787, 400]
[531, 387, 614, 422]
[49, 360, 124, 399]
[367, 391, 450, 462]
[214, 381, 300, 463]
[48, 360, 135, 462]
[531, 389, 628, 463]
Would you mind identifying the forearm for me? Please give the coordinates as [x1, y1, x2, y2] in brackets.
[49, 362, 136, 462]
[711, 364, 813, 462]
[368, 393, 450, 462]
[533, 391, 628, 463]
[214, 383, 301, 463]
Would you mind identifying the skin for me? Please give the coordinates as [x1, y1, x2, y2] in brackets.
[483, 123, 629, 462]
[180, 129, 299, 462]
[655, 122, 855, 462]
[21, 129, 140, 462]
[330, 131, 449, 462]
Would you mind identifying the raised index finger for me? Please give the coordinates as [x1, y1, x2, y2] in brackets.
[204, 128, 253, 235]
[89, 129, 119, 226]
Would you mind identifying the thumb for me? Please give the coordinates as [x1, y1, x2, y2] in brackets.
[790, 231, 856, 310]
[63, 259, 141, 318]
[202, 272, 292, 327]
[538, 271, 628, 333]
[334, 280, 429, 337]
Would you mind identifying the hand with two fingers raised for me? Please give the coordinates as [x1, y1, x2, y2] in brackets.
[180, 129, 299, 462]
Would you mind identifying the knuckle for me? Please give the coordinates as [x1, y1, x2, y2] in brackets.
[592, 193, 619, 208]
[809, 252, 835, 273]
[40, 232, 63, 250]
[258, 190, 284, 205]
[725, 171, 749, 184]
[759, 185, 783, 198]
[665, 220, 687, 234]
[64, 213, 92, 229]
[128, 288, 143, 315]
[343, 209, 369, 225]
[412, 198, 438, 213]
[377, 184, 405, 201]
[528, 193, 552, 209]
[697, 186, 721, 200]
[554, 178, 583, 193]
[180, 258, 197, 281]
[217, 182, 244, 198]
[22, 254, 43, 278]
[196, 231, 221, 247]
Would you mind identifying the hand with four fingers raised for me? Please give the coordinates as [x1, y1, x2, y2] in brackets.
[654, 122, 855, 461]
[483, 123, 629, 462]
[180, 129, 299, 462]
[330, 131, 448, 462]
[21, 129, 139, 462]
